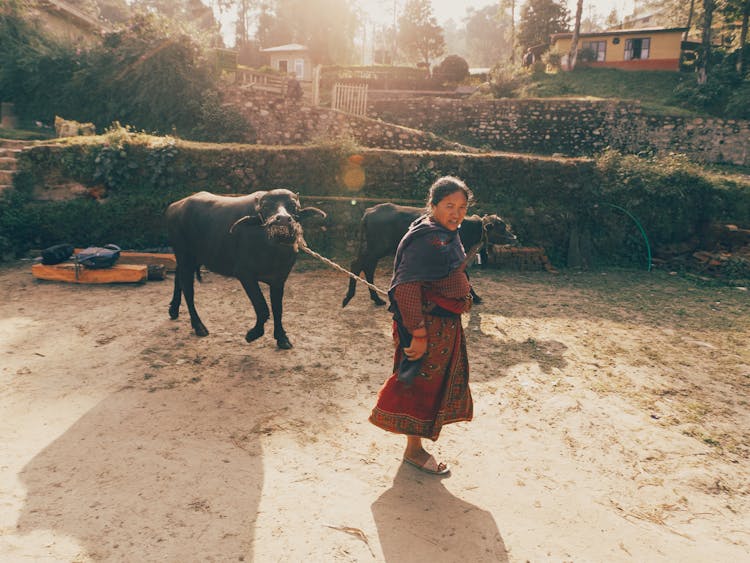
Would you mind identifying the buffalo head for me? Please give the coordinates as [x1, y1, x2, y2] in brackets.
[483, 214, 518, 246]
[230, 189, 326, 246]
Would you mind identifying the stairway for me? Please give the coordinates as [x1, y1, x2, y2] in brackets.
[0, 139, 29, 194]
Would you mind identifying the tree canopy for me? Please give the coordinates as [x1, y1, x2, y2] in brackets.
[517, 0, 569, 51]
[397, 0, 445, 66]
[464, 5, 512, 67]
[254, 0, 359, 64]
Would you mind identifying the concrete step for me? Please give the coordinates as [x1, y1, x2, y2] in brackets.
[0, 156, 17, 170]
[0, 139, 30, 150]
[0, 147, 22, 158]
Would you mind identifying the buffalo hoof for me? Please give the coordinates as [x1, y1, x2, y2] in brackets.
[276, 336, 293, 349]
[168, 306, 179, 320]
[245, 326, 264, 343]
[373, 298, 386, 307]
[342, 295, 352, 308]
[193, 325, 209, 337]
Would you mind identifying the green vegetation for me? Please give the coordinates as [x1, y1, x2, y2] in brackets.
[0, 6, 252, 141]
[496, 52, 749, 120]
[523, 68, 697, 116]
[1, 130, 748, 279]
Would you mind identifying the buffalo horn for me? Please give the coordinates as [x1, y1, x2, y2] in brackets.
[229, 215, 252, 233]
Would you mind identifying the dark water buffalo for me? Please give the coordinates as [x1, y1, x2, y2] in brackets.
[166, 189, 326, 349]
[342, 202, 517, 308]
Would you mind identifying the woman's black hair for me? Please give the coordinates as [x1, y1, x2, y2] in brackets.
[426, 176, 474, 210]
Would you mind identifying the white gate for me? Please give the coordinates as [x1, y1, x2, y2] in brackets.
[331, 83, 368, 117]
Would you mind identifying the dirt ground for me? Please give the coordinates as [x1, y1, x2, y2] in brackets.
[1, 257, 749, 562]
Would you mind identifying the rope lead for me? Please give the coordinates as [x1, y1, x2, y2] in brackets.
[298, 219, 488, 300]
[299, 240, 389, 297]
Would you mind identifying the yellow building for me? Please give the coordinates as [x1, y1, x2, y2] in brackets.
[550, 27, 688, 71]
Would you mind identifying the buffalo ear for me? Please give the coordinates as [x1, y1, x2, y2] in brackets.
[229, 214, 262, 233]
[298, 207, 327, 221]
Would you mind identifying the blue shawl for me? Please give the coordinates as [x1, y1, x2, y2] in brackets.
[389, 215, 466, 291]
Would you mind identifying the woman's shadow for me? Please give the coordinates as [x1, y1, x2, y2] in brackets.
[371, 464, 508, 562]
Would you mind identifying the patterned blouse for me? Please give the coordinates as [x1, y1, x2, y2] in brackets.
[393, 269, 471, 332]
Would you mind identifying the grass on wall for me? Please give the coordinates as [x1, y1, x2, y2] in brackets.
[524, 68, 697, 117]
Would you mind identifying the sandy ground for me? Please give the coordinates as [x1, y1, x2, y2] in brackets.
[1, 258, 749, 562]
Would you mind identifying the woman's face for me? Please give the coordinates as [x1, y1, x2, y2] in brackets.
[430, 190, 468, 231]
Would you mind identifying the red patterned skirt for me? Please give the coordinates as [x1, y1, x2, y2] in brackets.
[369, 315, 473, 441]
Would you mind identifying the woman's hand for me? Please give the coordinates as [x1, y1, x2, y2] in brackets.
[404, 335, 427, 360]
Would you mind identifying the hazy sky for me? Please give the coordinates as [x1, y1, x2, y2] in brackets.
[216, 0, 641, 47]
[356, 0, 639, 26]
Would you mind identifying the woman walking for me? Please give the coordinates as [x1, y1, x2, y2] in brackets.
[369, 176, 475, 475]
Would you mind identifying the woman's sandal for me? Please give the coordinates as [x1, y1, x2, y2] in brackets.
[403, 456, 450, 475]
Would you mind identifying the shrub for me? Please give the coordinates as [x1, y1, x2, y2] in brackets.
[724, 79, 750, 119]
[0, 6, 80, 123]
[489, 64, 527, 98]
[578, 47, 598, 64]
[434, 55, 469, 83]
[543, 49, 562, 70]
[191, 90, 255, 143]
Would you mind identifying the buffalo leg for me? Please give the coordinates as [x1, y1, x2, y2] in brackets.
[269, 283, 292, 349]
[177, 263, 208, 336]
[470, 286, 482, 305]
[241, 277, 269, 343]
[342, 256, 365, 308]
[169, 271, 182, 319]
[364, 260, 386, 306]
[466, 271, 482, 305]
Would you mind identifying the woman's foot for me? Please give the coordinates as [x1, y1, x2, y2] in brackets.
[403, 449, 450, 475]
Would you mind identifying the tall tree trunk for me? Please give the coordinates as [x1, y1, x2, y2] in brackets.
[684, 0, 696, 41]
[738, 0, 750, 75]
[698, 0, 715, 84]
[509, 0, 516, 64]
[568, 0, 584, 70]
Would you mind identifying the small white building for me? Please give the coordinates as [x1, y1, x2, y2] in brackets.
[260, 44, 312, 81]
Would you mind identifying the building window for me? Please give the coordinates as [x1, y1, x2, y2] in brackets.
[582, 40, 606, 62]
[294, 58, 304, 79]
[278, 59, 288, 72]
[624, 38, 650, 60]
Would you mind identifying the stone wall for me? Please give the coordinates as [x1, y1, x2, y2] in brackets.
[225, 88, 473, 152]
[368, 98, 750, 166]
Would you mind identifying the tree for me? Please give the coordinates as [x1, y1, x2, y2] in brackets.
[131, 0, 223, 46]
[69, 14, 216, 133]
[567, 0, 583, 69]
[725, 0, 750, 74]
[397, 0, 445, 66]
[253, 0, 359, 64]
[684, 0, 696, 40]
[604, 7, 619, 28]
[517, 0, 569, 52]
[465, 5, 511, 66]
[698, 0, 715, 84]
[500, 0, 517, 63]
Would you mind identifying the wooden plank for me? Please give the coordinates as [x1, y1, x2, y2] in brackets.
[73, 250, 177, 270]
[116, 252, 176, 270]
[32, 263, 148, 284]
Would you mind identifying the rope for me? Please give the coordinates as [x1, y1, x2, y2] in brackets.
[298, 216, 491, 298]
[299, 240, 389, 297]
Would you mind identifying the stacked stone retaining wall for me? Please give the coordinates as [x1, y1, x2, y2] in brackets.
[225, 88, 473, 152]
[368, 98, 750, 166]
